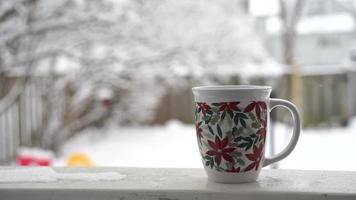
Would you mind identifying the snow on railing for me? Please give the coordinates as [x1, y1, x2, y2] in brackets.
[0, 167, 355, 200]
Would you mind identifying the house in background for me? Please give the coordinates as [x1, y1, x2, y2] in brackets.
[251, 0, 356, 71]
[249, 0, 356, 125]
[265, 13, 356, 69]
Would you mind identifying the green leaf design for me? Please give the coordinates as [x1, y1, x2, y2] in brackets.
[225, 162, 233, 169]
[228, 110, 234, 119]
[210, 114, 220, 125]
[204, 156, 214, 168]
[248, 112, 256, 121]
[233, 114, 239, 125]
[240, 119, 247, 128]
[234, 136, 242, 143]
[205, 161, 209, 166]
[231, 143, 240, 148]
[251, 122, 260, 129]
[236, 137, 254, 151]
[237, 113, 248, 119]
[208, 125, 214, 135]
[202, 115, 211, 124]
[233, 113, 248, 128]
[212, 103, 222, 107]
[254, 137, 259, 145]
[236, 158, 245, 166]
[237, 142, 248, 148]
[232, 127, 238, 137]
[250, 134, 257, 138]
[245, 141, 253, 150]
[245, 137, 253, 145]
[221, 111, 226, 121]
[217, 125, 223, 138]
[211, 106, 219, 113]
[232, 126, 238, 133]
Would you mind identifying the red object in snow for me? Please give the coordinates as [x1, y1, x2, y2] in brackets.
[17, 156, 33, 166]
[16, 148, 53, 166]
[16, 155, 52, 166]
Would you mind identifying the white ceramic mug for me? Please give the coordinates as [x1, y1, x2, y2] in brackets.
[192, 85, 301, 183]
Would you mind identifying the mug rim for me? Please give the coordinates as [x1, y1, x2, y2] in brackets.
[192, 85, 272, 91]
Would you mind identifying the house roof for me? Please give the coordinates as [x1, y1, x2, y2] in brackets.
[266, 13, 355, 35]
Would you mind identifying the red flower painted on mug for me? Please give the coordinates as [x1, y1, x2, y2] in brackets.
[244, 101, 267, 121]
[196, 102, 211, 116]
[225, 166, 241, 173]
[219, 102, 240, 112]
[244, 144, 264, 172]
[206, 136, 236, 165]
[256, 127, 266, 140]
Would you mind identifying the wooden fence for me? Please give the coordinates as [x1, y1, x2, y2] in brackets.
[301, 73, 349, 127]
[0, 77, 62, 164]
[1, 71, 355, 164]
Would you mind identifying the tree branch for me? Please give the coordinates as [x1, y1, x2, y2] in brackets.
[0, 0, 30, 22]
[0, 17, 104, 47]
[279, 0, 305, 64]
[1, 48, 119, 72]
[290, 0, 305, 30]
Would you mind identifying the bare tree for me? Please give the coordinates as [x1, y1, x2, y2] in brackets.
[0, 0, 117, 150]
[278, 0, 305, 109]
[0, 0, 106, 111]
[279, 0, 306, 65]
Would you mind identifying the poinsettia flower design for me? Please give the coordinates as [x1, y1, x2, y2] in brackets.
[196, 102, 211, 116]
[244, 143, 264, 172]
[206, 136, 236, 165]
[195, 123, 203, 140]
[243, 101, 267, 121]
[219, 102, 240, 112]
[256, 127, 266, 140]
[225, 166, 241, 173]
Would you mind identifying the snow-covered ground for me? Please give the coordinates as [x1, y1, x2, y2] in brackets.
[56, 119, 356, 171]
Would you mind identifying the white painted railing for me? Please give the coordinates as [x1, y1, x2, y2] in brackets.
[0, 167, 355, 200]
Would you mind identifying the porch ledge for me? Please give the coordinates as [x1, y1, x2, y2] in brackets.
[0, 168, 355, 200]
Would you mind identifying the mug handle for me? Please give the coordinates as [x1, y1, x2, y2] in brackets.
[263, 98, 301, 167]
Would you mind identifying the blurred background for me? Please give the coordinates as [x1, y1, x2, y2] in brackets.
[0, 0, 355, 170]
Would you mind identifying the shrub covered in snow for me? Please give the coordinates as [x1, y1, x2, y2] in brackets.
[66, 0, 282, 125]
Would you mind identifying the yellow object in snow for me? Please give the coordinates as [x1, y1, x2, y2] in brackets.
[67, 153, 94, 167]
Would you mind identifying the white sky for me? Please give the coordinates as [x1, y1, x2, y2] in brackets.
[249, 0, 280, 16]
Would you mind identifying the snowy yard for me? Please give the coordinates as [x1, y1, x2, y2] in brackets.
[56, 119, 356, 171]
